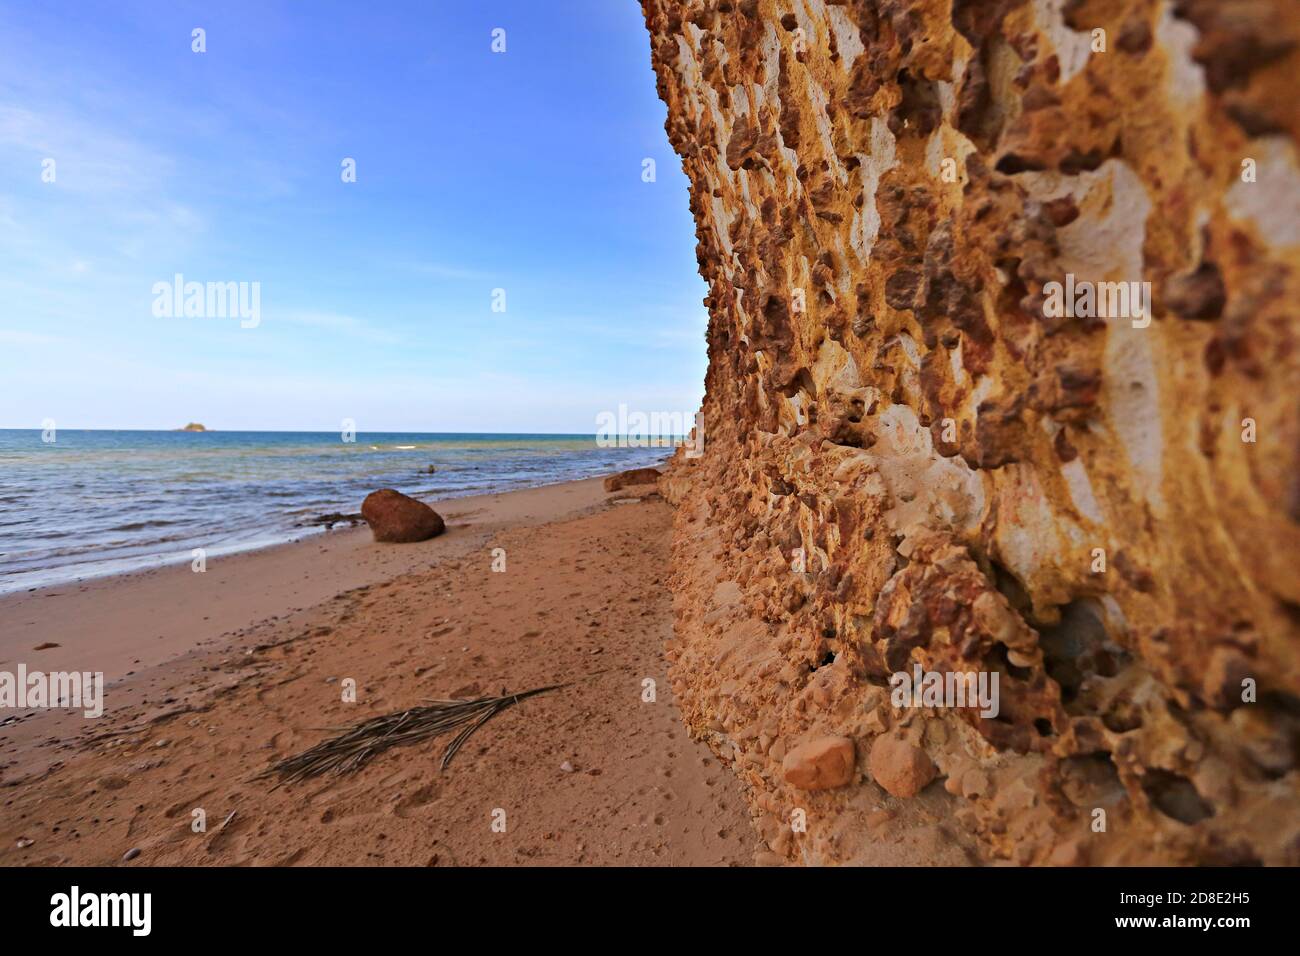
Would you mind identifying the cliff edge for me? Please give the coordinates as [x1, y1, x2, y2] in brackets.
[643, 0, 1300, 864]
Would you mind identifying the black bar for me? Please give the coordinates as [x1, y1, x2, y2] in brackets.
[0, 866, 1285, 942]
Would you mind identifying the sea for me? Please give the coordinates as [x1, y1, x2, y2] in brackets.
[0, 430, 673, 595]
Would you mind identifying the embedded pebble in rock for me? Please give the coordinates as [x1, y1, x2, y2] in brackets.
[869, 736, 937, 799]
[960, 769, 990, 801]
[781, 736, 856, 791]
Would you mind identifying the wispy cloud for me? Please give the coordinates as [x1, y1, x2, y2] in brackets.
[0, 100, 203, 288]
[0, 329, 62, 347]
[399, 260, 494, 282]
[570, 305, 708, 350]
[0, 104, 177, 194]
[272, 310, 403, 345]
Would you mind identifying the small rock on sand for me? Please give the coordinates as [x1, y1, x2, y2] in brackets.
[781, 736, 855, 791]
[603, 468, 662, 492]
[868, 735, 936, 798]
[123, 847, 141, 861]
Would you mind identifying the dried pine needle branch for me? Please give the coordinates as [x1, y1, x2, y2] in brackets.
[257, 683, 567, 788]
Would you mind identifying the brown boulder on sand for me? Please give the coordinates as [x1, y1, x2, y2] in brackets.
[603, 467, 662, 492]
[361, 489, 445, 543]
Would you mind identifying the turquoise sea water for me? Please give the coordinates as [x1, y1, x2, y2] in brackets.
[0, 430, 672, 594]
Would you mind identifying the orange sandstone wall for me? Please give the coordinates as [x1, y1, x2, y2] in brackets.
[643, 0, 1300, 865]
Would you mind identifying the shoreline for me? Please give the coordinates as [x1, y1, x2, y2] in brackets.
[0, 428, 677, 600]
[0, 462, 673, 599]
[0, 477, 614, 685]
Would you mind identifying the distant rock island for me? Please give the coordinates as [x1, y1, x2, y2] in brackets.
[176, 423, 208, 432]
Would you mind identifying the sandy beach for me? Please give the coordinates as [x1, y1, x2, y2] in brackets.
[0, 477, 755, 866]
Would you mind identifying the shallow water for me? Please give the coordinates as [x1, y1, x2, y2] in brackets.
[0, 430, 672, 594]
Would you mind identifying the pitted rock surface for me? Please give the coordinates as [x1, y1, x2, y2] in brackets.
[643, 0, 1300, 865]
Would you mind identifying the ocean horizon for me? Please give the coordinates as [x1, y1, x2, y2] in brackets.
[0, 428, 675, 594]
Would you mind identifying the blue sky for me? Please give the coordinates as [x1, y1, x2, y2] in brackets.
[0, 0, 707, 432]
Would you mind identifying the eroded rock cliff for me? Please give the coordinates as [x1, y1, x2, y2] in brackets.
[643, 0, 1300, 864]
